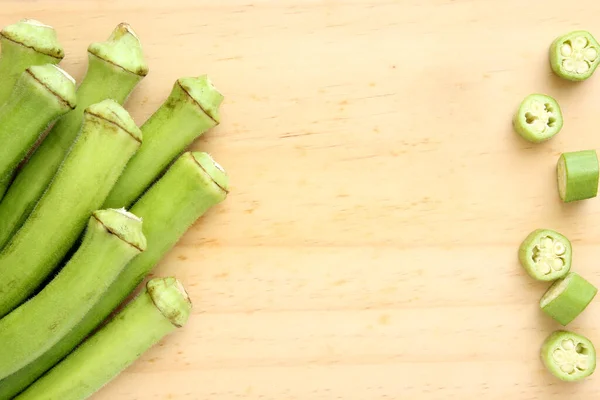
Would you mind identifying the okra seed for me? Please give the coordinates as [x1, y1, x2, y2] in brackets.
[573, 37, 588, 50]
[554, 242, 566, 255]
[554, 348, 566, 363]
[576, 60, 590, 73]
[562, 339, 575, 350]
[561, 364, 575, 374]
[540, 262, 552, 275]
[584, 47, 598, 60]
[541, 237, 553, 249]
[563, 59, 576, 72]
[552, 258, 564, 271]
[561, 43, 572, 57]
[577, 359, 588, 370]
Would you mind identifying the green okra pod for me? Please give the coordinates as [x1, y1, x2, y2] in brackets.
[0, 151, 228, 399]
[557, 150, 599, 203]
[518, 229, 571, 282]
[0, 22, 148, 247]
[15, 277, 192, 400]
[541, 330, 596, 381]
[0, 209, 146, 380]
[550, 30, 600, 81]
[0, 99, 142, 318]
[103, 75, 223, 209]
[0, 19, 64, 105]
[513, 94, 563, 143]
[540, 272, 598, 326]
[0, 64, 76, 179]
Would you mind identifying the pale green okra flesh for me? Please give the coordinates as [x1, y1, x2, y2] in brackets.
[540, 272, 598, 326]
[0, 209, 145, 381]
[557, 150, 599, 203]
[541, 330, 596, 381]
[0, 22, 148, 249]
[0, 19, 64, 105]
[513, 94, 563, 143]
[550, 30, 600, 81]
[103, 75, 223, 209]
[0, 151, 228, 399]
[15, 277, 192, 400]
[0, 64, 76, 180]
[0, 99, 142, 318]
[518, 229, 571, 282]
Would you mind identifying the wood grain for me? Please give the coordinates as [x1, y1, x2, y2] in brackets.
[4, 0, 600, 398]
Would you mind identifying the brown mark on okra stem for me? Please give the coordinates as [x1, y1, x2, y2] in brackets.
[86, 111, 142, 143]
[192, 156, 229, 194]
[0, 33, 63, 60]
[147, 280, 192, 328]
[178, 81, 219, 124]
[24, 69, 76, 110]
[91, 214, 144, 252]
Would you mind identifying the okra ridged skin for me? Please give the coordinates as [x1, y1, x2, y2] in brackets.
[0, 209, 146, 381]
[103, 75, 223, 209]
[15, 277, 191, 400]
[0, 152, 227, 399]
[0, 19, 64, 104]
[0, 22, 148, 249]
[0, 64, 77, 179]
[0, 99, 142, 318]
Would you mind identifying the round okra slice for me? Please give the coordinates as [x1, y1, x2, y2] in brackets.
[540, 272, 598, 326]
[550, 30, 600, 81]
[518, 229, 571, 281]
[557, 150, 599, 203]
[513, 94, 563, 143]
[541, 330, 596, 381]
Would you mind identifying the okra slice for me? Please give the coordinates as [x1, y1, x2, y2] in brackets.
[518, 229, 571, 281]
[0, 209, 146, 381]
[541, 330, 596, 381]
[557, 150, 599, 202]
[540, 272, 598, 326]
[15, 277, 192, 400]
[550, 30, 600, 81]
[513, 94, 563, 143]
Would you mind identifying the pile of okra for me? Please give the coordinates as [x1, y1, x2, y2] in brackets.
[514, 30, 600, 382]
[0, 19, 229, 399]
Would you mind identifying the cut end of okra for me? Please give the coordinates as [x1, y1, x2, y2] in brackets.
[550, 31, 600, 81]
[92, 208, 147, 252]
[513, 94, 563, 143]
[518, 229, 571, 281]
[146, 277, 192, 328]
[0, 19, 64, 60]
[540, 272, 598, 326]
[541, 330, 596, 381]
[26, 64, 77, 109]
[178, 75, 224, 123]
[191, 152, 230, 194]
[85, 99, 142, 143]
[557, 150, 599, 203]
[88, 22, 149, 77]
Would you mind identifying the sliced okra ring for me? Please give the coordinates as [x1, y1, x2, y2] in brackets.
[518, 229, 571, 281]
[540, 272, 598, 326]
[550, 30, 600, 81]
[557, 150, 599, 203]
[513, 94, 563, 143]
[541, 330, 596, 381]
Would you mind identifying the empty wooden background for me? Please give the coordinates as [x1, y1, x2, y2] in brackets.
[3, 0, 600, 398]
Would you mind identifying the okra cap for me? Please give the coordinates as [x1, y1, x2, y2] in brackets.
[146, 277, 192, 328]
[178, 75, 224, 123]
[92, 208, 147, 252]
[84, 99, 142, 143]
[26, 64, 77, 109]
[0, 19, 64, 59]
[191, 152, 229, 194]
[88, 23, 149, 77]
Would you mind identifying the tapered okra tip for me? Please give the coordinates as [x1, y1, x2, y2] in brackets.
[191, 152, 229, 194]
[93, 208, 147, 252]
[85, 99, 142, 143]
[27, 64, 77, 109]
[0, 19, 64, 59]
[178, 75, 224, 123]
[146, 277, 192, 328]
[88, 22, 149, 76]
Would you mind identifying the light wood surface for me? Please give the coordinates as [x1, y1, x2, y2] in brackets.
[4, 0, 600, 398]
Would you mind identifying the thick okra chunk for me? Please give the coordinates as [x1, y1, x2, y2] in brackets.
[541, 330, 596, 381]
[550, 30, 600, 81]
[518, 229, 571, 281]
[513, 94, 563, 143]
[540, 272, 597, 326]
[557, 150, 599, 202]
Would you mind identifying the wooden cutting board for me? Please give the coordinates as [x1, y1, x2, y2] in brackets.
[3, 0, 600, 398]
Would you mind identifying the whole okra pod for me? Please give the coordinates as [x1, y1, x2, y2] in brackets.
[0, 64, 76, 180]
[0, 99, 142, 318]
[103, 75, 223, 209]
[0, 19, 64, 104]
[0, 208, 146, 380]
[0, 151, 227, 398]
[0, 22, 148, 246]
[15, 277, 192, 400]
